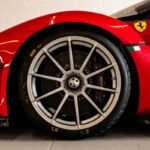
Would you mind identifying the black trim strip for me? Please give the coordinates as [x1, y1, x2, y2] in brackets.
[126, 42, 145, 47]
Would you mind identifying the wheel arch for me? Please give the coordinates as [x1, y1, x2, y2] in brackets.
[7, 22, 139, 119]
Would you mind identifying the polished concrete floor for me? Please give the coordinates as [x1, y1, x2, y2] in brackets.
[0, 118, 150, 150]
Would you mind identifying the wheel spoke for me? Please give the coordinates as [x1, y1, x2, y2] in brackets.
[33, 87, 62, 102]
[81, 92, 105, 117]
[68, 37, 74, 70]
[87, 84, 118, 93]
[73, 95, 80, 128]
[86, 63, 116, 79]
[44, 48, 66, 74]
[30, 73, 62, 82]
[80, 42, 97, 72]
[51, 93, 69, 123]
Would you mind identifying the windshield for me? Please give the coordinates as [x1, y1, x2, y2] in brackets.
[112, 0, 150, 18]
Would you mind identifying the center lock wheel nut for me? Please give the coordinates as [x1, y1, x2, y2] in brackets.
[68, 76, 81, 89]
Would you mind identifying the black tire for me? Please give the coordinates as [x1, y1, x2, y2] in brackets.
[18, 26, 131, 139]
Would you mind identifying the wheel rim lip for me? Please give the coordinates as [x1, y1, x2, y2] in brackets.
[27, 36, 122, 130]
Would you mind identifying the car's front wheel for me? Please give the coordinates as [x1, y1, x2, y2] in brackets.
[18, 26, 131, 139]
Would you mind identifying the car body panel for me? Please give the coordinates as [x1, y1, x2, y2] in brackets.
[0, 65, 8, 117]
[126, 20, 150, 114]
[114, 0, 150, 114]
[129, 45, 150, 114]
[128, 20, 150, 45]
[0, 11, 149, 119]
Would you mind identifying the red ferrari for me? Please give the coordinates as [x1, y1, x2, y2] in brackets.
[0, 0, 150, 139]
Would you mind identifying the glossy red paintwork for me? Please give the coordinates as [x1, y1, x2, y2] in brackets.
[129, 45, 150, 114]
[128, 20, 150, 45]
[0, 64, 9, 116]
[0, 11, 148, 117]
[127, 20, 150, 114]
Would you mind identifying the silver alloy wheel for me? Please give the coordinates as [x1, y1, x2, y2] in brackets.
[27, 36, 121, 130]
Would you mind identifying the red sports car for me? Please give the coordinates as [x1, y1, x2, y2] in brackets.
[0, 0, 150, 139]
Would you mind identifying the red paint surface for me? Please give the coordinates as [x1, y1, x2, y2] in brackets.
[129, 20, 150, 46]
[0, 11, 147, 117]
[0, 64, 9, 116]
[128, 21, 150, 114]
[130, 45, 150, 114]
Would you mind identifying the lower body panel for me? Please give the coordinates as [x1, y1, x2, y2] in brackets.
[130, 45, 150, 114]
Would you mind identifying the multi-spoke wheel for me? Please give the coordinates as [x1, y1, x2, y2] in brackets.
[18, 27, 131, 139]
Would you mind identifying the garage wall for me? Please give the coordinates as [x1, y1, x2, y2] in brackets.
[0, 0, 143, 31]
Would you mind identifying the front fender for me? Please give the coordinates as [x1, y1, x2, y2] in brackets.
[0, 11, 144, 64]
[0, 11, 144, 117]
